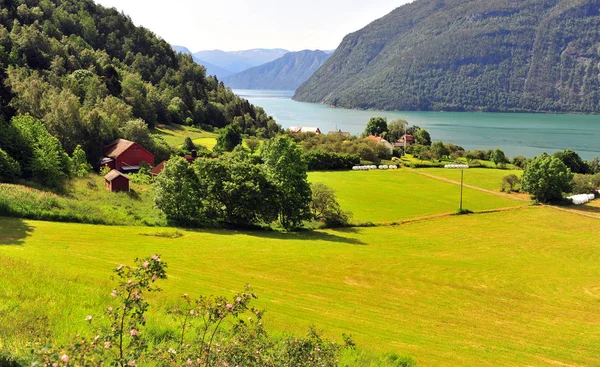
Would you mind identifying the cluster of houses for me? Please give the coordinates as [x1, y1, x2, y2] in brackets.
[288, 126, 415, 155]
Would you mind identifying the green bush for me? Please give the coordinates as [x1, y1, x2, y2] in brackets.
[304, 150, 360, 171]
[0, 148, 21, 182]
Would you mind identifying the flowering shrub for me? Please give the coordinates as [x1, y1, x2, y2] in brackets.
[31, 255, 350, 367]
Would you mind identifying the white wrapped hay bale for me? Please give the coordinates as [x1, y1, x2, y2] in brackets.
[567, 194, 595, 205]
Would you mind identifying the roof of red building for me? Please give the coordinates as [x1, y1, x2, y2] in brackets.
[150, 161, 166, 176]
[401, 134, 415, 141]
[104, 169, 129, 182]
[103, 139, 135, 159]
[366, 135, 387, 143]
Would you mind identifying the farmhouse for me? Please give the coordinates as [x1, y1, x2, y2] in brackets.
[104, 169, 130, 192]
[394, 134, 415, 149]
[101, 139, 155, 173]
[366, 135, 394, 154]
[288, 126, 322, 134]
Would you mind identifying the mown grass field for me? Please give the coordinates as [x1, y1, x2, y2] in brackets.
[152, 125, 217, 147]
[415, 168, 523, 192]
[308, 169, 527, 223]
[1, 206, 600, 366]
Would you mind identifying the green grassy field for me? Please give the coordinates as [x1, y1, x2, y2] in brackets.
[152, 124, 217, 147]
[415, 168, 523, 192]
[308, 169, 527, 223]
[1, 206, 599, 366]
[0, 176, 165, 226]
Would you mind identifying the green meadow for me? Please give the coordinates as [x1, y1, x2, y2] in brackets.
[415, 167, 524, 192]
[1, 206, 600, 366]
[308, 169, 527, 223]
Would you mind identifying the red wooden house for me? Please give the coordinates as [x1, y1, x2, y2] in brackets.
[101, 139, 155, 173]
[104, 169, 130, 192]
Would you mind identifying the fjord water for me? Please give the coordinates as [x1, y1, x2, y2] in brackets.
[235, 89, 600, 159]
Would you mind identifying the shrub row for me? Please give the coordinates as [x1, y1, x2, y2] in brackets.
[304, 150, 361, 171]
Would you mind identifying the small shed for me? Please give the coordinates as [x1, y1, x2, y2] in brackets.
[104, 169, 130, 193]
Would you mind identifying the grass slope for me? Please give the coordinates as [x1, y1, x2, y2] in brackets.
[152, 125, 217, 148]
[1, 207, 599, 366]
[308, 169, 526, 223]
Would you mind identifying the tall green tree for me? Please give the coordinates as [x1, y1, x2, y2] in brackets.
[413, 128, 431, 146]
[154, 156, 203, 224]
[522, 153, 573, 203]
[553, 149, 588, 174]
[214, 122, 242, 153]
[261, 136, 312, 229]
[363, 117, 388, 137]
[491, 149, 506, 166]
[387, 119, 408, 142]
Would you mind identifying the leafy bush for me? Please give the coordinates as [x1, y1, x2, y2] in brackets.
[571, 174, 595, 195]
[310, 183, 352, 227]
[304, 150, 360, 171]
[501, 174, 521, 193]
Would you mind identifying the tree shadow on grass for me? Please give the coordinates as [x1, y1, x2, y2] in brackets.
[183, 226, 367, 246]
[0, 217, 34, 246]
[567, 204, 600, 216]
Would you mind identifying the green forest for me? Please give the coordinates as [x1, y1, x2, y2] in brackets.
[0, 0, 281, 170]
[294, 0, 600, 113]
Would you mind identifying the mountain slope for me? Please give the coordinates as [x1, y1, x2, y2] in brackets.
[193, 49, 289, 73]
[0, 0, 281, 165]
[223, 50, 331, 90]
[172, 45, 234, 78]
[294, 0, 600, 113]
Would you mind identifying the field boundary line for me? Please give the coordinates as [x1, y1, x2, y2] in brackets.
[410, 169, 531, 202]
[545, 204, 600, 220]
[351, 205, 532, 228]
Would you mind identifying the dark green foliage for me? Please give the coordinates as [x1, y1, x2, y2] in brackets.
[194, 154, 279, 226]
[10, 114, 70, 188]
[294, 0, 600, 114]
[215, 122, 242, 153]
[413, 129, 431, 146]
[310, 183, 351, 227]
[571, 174, 594, 195]
[553, 149, 588, 174]
[387, 119, 408, 143]
[70, 145, 91, 178]
[363, 117, 387, 137]
[501, 174, 521, 193]
[261, 136, 312, 229]
[522, 153, 573, 203]
[430, 141, 450, 160]
[183, 137, 196, 152]
[512, 155, 528, 168]
[0, 0, 280, 162]
[491, 149, 507, 166]
[154, 156, 203, 225]
[303, 150, 360, 171]
[0, 148, 20, 182]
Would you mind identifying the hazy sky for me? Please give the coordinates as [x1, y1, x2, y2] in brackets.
[93, 0, 412, 52]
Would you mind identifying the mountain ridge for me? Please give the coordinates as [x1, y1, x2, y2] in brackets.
[223, 50, 331, 90]
[294, 0, 600, 114]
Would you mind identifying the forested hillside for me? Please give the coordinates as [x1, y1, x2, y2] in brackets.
[294, 0, 600, 113]
[0, 0, 281, 166]
[223, 50, 331, 90]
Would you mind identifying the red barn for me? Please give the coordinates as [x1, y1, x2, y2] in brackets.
[104, 169, 130, 193]
[101, 139, 155, 173]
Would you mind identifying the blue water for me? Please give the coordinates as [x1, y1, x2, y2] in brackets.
[235, 89, 600, 160]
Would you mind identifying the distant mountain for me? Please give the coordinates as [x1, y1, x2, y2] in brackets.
[295, 0, 600, 114]
[172, 45, 192, 55]
[193, 49, 289, 73]
[172, 45, 234, 79]
[223, 50, 331, 90]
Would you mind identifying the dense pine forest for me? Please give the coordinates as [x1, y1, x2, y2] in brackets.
[294, 0, 600, 113]
[0, 0, 281, 167]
